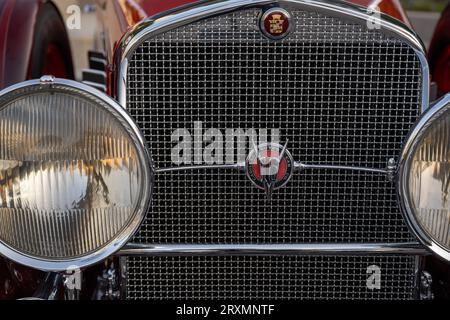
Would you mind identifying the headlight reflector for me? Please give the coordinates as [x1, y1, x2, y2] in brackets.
[0, 78, 151, 270]
[400, 95, 450, 261]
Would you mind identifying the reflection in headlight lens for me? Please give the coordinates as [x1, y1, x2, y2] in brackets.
[0, 84, 149, 264]
[408, 108, 450, 250]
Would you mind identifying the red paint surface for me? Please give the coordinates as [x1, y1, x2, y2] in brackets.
[433, 45, 450, 93]
[42, 43, 68, 78]
[429, 4, 450, 95]
[135, 0, 198, 18]
[0, 0, 46, 88]
[0, 0, 57, 300]
[252, 150, 288, 182]
[0, 0, 41, 88]
[0, 0, 14, 89]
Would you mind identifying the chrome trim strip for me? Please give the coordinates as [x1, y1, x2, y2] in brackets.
[119, 256, 129, 299]
[294, 163, 388, 174]
[398, 94, 450, 262]
[118, 243, 429, 256]
[117, 58, 128, 108]
[154, 162, 390, 176]
[155, 163, 246, 174]
[413, 256, 425, 300]
[416, 51, 431, 112]
[31, 273, 63, 300]
[115, 0, 429, 112]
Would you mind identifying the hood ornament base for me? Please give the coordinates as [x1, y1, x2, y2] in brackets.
[246, 141, 294, 200]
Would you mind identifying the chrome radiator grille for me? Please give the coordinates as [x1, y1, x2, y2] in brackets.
[127, 9, 422, 244]
[125, 256, 417, 300]
[134, 169, 411, 243]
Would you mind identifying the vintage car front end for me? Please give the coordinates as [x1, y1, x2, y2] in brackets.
[0, 0, 449, 300]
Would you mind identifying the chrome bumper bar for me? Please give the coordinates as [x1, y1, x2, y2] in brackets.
[118, 243, 429, 256]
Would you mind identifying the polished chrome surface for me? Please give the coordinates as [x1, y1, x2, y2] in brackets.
[39, 75, 55, 84]
[155, 154, 397, 186]
[0, 79, 153, 271]
[119, 243, 429, 256]
[31, 273, 63, 300]
[115, 0, 430, 300]
[125, 255, 418, 300]
[419, 271, 434, 300]
[0, 95, 140, 257]
[154, 161, 391, 175]
[294, 162, 390, 175]
[399, 94, 450, 262]
[63, 270, 81, 300]
[115, 0, 429, 111]
[155, 163, 246, 174]
[386, 158, 397, 182]
[125, 7, 423, 245]
[93, 261, 121, 300]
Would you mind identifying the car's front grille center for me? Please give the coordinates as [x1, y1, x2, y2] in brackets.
[125, 8, 424, 300]
[127, 9, 422, 245]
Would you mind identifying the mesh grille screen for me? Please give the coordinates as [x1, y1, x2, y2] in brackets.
[127, 9, 422, 244]
[125, 255, 417, 300]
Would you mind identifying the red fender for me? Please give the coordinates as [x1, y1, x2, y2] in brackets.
[0, 0, 41, 300]
[0, 0, 45, 89]
[0, 0, 66, 300]
[429, 4, 450, 95]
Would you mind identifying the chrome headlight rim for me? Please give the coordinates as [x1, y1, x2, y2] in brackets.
[398, 94, 450, 262]
[0, 77, 153, 271]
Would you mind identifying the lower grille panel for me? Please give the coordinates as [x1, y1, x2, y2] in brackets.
[134, 169, 413, 244]
[125, 255, 417, 300]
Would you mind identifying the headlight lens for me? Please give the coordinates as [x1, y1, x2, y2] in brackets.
[0, 78, 151, 270]
[400, 94, 450, 260]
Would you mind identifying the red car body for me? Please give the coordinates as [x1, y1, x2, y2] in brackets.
[0, 0, 42, 89]
[0, 0, 448, 300]
[429, 3, 450, 96]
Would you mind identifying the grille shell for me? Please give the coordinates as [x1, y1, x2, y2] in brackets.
[126, 9, 422, 244]
[125, 255, 418, 300]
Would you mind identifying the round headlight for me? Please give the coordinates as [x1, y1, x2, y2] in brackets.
[399, 94, 450, 261]
[0, 77, 152, 271]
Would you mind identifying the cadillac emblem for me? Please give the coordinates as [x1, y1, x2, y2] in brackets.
[246, 141, 294, 199]
[260, 8, 292, 40]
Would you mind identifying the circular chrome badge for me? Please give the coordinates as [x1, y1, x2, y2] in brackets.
[260, 8, 292, 40]
[246, 142, 294, 196]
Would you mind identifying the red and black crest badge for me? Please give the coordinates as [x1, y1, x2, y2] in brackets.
[260, 8, 292, 40]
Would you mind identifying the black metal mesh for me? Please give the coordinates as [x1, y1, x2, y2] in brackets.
[127, 9, 422, 244]
[125, 255, 417, 300]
